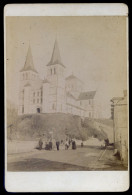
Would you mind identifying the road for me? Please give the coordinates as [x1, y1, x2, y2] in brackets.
[7, 145, 127, 171]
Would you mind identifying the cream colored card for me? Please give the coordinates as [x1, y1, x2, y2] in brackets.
[4, 3, 129, 192]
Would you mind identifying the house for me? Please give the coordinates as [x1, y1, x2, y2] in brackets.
[111, 90, 128, 166]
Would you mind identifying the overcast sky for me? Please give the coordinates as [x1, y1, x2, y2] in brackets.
[6, 16, 127, 118]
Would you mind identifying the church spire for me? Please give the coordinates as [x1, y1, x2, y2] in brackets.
[20, 45, 38, 73]
[47, 39, 65, 68]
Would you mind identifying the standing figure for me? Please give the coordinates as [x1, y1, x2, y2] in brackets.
[61, 140, 63, 144]
[49, 141, 53, 150]
[56, 141, 60, 151]
[104, 138, 109, 148]
[65, 139, 69, 150]
[39, 138, 43, 150]
[72, 140, 77, 150]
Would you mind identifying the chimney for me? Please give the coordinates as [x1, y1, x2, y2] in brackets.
[123, 90, 127, 97]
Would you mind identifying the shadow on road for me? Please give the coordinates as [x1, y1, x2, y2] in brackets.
[7, 158, 90, 171]
[78, 145, 101, 150]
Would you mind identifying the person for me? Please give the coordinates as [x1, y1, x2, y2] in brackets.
[74, 140, 77, 149]
[65, 139, 69, 150]
[56, 141, 60, 151]
[49, 141, 53, 150]
[104, 138, 109, 148]
[81, 141, 83, 148]
[38, 138, 43, 150]
[61, 140, 63, 144]
[72, 140, 76, 150]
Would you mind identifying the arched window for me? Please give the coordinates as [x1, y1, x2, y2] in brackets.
[25, 73, 28, 80]
[89, 112, 91, 118]
[60, 104, 62, 111]
[22, 90, 24, 100]
[52, 103, 54, 110]
[92, 113, 94, 118]
[33, 99, 35, 104]
[22, 106, 24, 113]
[54, 67, 56, 74]
[51, 69, 52, 75]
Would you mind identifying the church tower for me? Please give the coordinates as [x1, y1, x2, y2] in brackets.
[18, 45, 39, 115]
[46, 40, 66, 113]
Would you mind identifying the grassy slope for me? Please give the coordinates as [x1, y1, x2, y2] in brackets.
[10, 113, 112, 141]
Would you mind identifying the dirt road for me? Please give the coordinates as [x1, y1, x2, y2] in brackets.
[7, 146, 127, 171]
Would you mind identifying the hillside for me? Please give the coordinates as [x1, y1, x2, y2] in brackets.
[8, 113, 113, 141]
[94, 119, 113, 127]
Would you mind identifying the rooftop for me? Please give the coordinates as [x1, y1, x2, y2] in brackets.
[46, 40, 65, 68]
[78, 91, 96, 100]
[66, 74, 83, 83]
[43, 79, 50, 84]
[24, 83, 31, 87]
[20, 45, 38, 73]
[66, 92, 77, 100]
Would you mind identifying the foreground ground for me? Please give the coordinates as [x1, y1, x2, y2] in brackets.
[7, 145, 127, 171]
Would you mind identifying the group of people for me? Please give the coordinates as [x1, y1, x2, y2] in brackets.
[101, 138, 110, 149]
[38, 137, 77, 151]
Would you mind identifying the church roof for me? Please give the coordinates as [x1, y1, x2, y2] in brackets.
[66, 74, 83, 83]
[43, 79, 50, 84]
[111, 97, 126, 105]
[78, 91, 96, 100]
[111, 90, 127, 105]
[111, 97, 123, 102]
[20, 45, 38, 73]
[24, 83, 31, 87]
[46, 40, 65, 68]
[66, 92, 77, 100]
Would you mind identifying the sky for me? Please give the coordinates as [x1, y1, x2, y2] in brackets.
[6, 16, 128, 118]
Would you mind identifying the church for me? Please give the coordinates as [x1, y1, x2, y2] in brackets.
[18, 40, 99, 118]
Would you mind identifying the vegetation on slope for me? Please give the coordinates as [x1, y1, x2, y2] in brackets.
[7, 113, 109, 141]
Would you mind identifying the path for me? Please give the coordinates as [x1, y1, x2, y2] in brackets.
[7, 146, 127, 171]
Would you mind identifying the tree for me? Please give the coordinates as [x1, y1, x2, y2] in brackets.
[7, 100, 18, 140]
[79, 128, 88, 141]
[31, 115, 43, 137]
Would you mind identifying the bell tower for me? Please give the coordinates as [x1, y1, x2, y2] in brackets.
[18, 45, 38, 115]
[46, 40, 66, 113]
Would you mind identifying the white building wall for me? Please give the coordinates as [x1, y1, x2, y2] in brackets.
[23, 86, 31, 114]
[42, 83, 50, 113]
[114, 98, 128, 165]
[18, 66, 98, 118]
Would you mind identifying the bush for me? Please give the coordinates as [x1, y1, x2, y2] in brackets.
[10, 113, 108, 141]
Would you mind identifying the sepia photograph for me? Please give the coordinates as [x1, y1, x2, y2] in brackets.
[4, 4, 129, 192]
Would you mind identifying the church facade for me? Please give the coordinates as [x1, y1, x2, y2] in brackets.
[18, 40, 99, 118]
